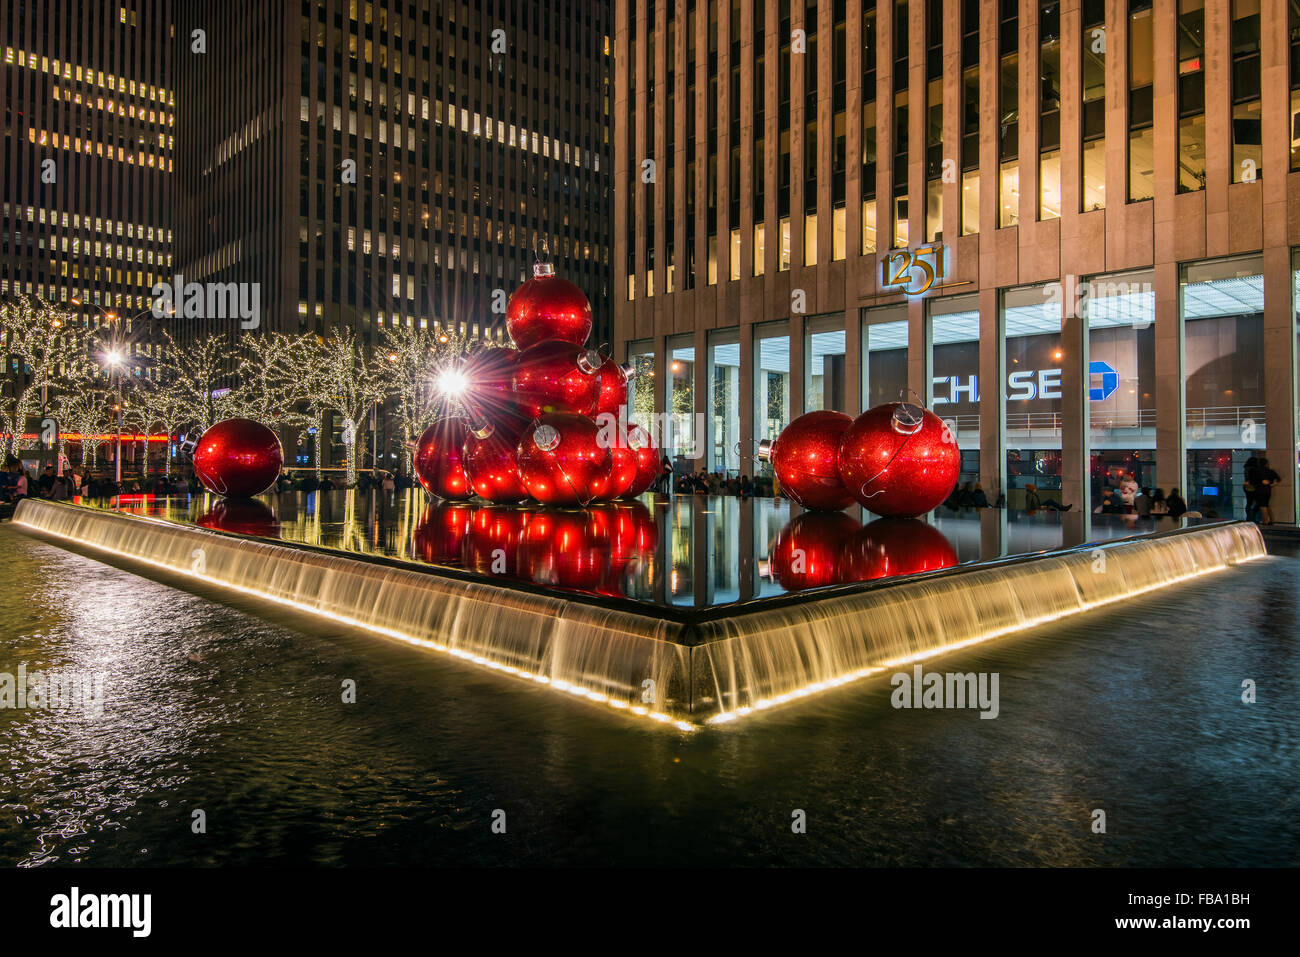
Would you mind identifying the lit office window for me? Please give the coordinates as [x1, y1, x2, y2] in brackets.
[1230, 0, 1262, 183]
[1177, 0, 1206, 192]
[1039, 1, 1062, 219]
[1128, 2, 1155, 201]
[1081, 0, 1106, 210]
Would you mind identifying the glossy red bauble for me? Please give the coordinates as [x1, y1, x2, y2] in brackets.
[837, 402, 961, 518]
[462, 419, 529, 503]
[768, 511, 862, 591]
[459, 346, 522, 427]
[840, 518, 959, 582]
[414, 417, 473, 500]
[594, 361, 634, 418]
[191, 417, 283, 498]
[623, 423, 659, 497]
[589, 431, 639, 500]
[760, 410, 857, 510]
[516, 413, 613, 506]
[511, 339, 604, 419]
[506, 262, 593, 351]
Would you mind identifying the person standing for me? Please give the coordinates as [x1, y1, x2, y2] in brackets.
[1255, 458, 1281, 525]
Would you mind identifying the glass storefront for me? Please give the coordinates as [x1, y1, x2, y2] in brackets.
[666, 336, 697, 466]
[1004, 284, 1063, 502]
[1181, 255, 1265, 517]
[754, 322, 791, 457]
[805, 316, 847, 412]
[862, 304, 908, 409]
[708, 330, 741, 475]
[626, 339, 656, 430]
[1086, 270, 1157, 500]
[928, 293, 981, 484]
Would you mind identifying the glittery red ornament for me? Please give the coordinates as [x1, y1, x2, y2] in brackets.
[506, 261, 593, 351]
[517, 509, 609, 590]
[594, 360, 635, 418]
[588, 428, 640, 500]
[837, 402, 960, 518]
[516, 413, 612, 506]
[768, 511, 862, 591]
[758, 410, 857, 510]
[840, 518, 959, 582]
[511, 338, 604, 418]
[413, 502, 474, 565]
[191, 417, 283, 498]
[462, 418, 529, 503]
[413, 417, 473, 500]
[195, 499, 279, 538]
[623, 423, 660, 497]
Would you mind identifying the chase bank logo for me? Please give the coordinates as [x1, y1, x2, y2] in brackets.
[1089, 360, 1119, 401]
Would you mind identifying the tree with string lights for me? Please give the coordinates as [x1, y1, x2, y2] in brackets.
[375, 322, 467, 474]
[0, 296, 95, 458]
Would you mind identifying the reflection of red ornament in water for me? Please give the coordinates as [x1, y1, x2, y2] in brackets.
[506, 262, 593, 351]
[414, 418, 473, 500]
[838, 403, 960, 518]
[462, 419, 529, 503]
[769, 511, 862, 591]
[624, 423, 659, 497]
[413, 502, 474, 565]
[460, 346, 521, 425]
[840, 518, 959, 582]
[516, 413, 612, 505]
[192, 418, 282, 497]
[511, 339, 604, 418]
[517, 509, 609, 590]
[760, 410, 856, 510]
[462, 506, 531, 576]
[594, 361, 633, 418]
[195, 498, 280, 538]
[588, 502, 659, 595]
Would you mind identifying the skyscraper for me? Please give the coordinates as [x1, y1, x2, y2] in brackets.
[173, 0, 613, 350]
[614, 0, 1300, 525]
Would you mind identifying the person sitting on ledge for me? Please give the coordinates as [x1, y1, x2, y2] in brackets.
[1165, 489, 1188, 518]
[1149, 487, 1169, 515]
[971, 483, 989, 508]
[1025, 483, 1072, 512]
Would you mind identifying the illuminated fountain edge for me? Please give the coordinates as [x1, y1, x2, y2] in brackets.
[12, 499, 1266, 729]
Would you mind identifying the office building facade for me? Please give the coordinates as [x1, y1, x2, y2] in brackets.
[613, 0, 1300, 523]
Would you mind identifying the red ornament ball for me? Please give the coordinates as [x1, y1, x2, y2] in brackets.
[191, 417, 283, 498]
[414, 417, 473, 500]
[511, 338, 604, 419]
[195, 499, 279, 538]
[516, 413, 612, 506]
[840, 518, 959, 582]
[506, 262, 593, 351]
[462, 505, 531, 577]
[589, 433, 640, 500]
[623, 423, 660, 497]
[594, 361, 634, 418]
[462, 419, 529, 503]
[837, 402, 960, 518]
[761, 410, 857, 510]
[413, 502, 474, 565]
[769, 511, 862, 591]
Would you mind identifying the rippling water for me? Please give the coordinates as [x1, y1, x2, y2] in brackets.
[1, 523, 1296, 867]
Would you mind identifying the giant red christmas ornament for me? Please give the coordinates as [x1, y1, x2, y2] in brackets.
[462, 418, 530, 503]
[459, 345, 521, 425]
[840, 518, 959, 582]
[588, 429, 639, 500]
[594, 360, 635, 418]
[413, 417, 473, 500]
[758, 410, 857, 510]
[511, 339, 604, 418]
[837, 402, 960, 518]
[191, 417, 283, 497]
[768, 511, 862, 591]
[516, 413, 612, 506]
[506, 261, 593, 351]
[463, 505, 531, 577]
[623, 423, 659, 497]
